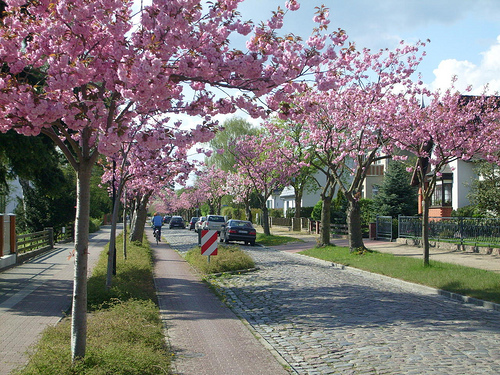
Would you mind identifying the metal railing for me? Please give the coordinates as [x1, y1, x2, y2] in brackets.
[376, 216, 393, 240]
[399, 216, 500, 247]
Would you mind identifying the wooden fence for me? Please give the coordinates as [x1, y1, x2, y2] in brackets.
[16, 228, 54, 263]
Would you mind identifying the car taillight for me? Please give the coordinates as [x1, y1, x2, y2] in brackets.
[229, 229, 238, 234]
[249, 231, 256, 235]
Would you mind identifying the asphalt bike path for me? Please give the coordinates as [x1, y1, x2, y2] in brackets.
[163, 228, 500, 374]
[0, 226, 117, 375]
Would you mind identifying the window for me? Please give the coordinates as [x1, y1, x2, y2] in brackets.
[431, 174, 453, 207]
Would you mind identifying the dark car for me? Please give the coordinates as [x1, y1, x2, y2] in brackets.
[188, 217, 199, 231]
[220, 220, 256, 246]
[163, 216, 171, 225]
[168, 216, 185, 229]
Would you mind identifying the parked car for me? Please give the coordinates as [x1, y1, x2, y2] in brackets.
[195, 216, 206, 233]
[220, 220, 256, 246]
[163, 216, 171, 225]
[202, 215, 226, 234]
[188, 217, 199, 231]
[168, 216, 185, 229]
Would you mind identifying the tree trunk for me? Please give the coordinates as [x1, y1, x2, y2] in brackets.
[129, 196, 137, 233]
[347, 197, 365, 252]
[421, 193, 431, 266]
[319, 195, 332, 246]
[261, 204, 271, 236]
[129, 192, 151, 242]
[123, 189, 127, 260]
[106, 182, 123, 289]
[245, 201, 252, 222]
[293, 191, 303, 231]
[71, 158, 93, 361]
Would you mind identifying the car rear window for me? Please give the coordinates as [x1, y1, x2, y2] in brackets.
[208, 216, 225, 222]
[234, 221, 253, 228]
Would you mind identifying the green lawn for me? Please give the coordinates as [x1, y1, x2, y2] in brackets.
[256, 233, 302, 246]
[301, 245, 500, 304]
[16, 235, 171, 375]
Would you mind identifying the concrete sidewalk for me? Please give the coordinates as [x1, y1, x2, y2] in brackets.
[262, 226, 500, 273]
[150, 229, 289, 375]
[0, 226, 115, 375]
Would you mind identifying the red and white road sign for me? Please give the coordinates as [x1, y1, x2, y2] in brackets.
[201, 230, 218, 256]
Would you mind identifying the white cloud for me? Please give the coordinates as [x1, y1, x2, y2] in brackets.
[430, 35, 500, 94]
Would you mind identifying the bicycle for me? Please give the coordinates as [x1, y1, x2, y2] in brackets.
[153, 227, 161, 245]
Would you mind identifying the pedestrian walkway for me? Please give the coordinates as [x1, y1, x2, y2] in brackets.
[0, 226, 115, 375]
[150, 229, 289, 375]
[262, 226, 500, 273]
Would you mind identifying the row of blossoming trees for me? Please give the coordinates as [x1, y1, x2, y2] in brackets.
[1, 0, 499, 363]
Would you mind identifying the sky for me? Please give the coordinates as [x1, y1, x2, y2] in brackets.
[235, 0, 500, 94]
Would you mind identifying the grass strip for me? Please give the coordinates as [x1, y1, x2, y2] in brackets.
[185, 244, 255, 274]
[256, 233, 302, 246]
[17, 234, 172, 375]
[301, 246, 500, 304]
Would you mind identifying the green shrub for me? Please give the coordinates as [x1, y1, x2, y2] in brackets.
[185, 245, 255, 274]
[269, 208, 283, 218]
[89, 217, 102, 233]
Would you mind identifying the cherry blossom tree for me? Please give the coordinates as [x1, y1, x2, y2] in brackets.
[229, 129, 300, 235]
[101, 116, 212, 287]
[195, 165, 230, 214]
[265, 119, 320, 230]
[178, 186, 208, 218]
[393, 88, 500, 265]
[0, 0, 344, 360]
[225, 171, 255, 222]
[271, 41, 427, 250]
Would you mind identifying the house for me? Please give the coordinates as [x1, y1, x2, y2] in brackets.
[266, 188, 285, 210]
[279, 185, 323, 217]
[362, 158, 389, 199]
[1, 178, 22, 214]
[276, 155, 477, 219]
[421, 159, 476, 217]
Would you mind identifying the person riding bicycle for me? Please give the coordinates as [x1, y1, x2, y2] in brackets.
[151, 212, 163, 241]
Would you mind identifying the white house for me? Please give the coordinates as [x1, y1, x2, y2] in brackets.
[1, 178, 22, 214]
[266, 188, 285, 210]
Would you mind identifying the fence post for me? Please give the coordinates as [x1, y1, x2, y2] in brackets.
[45, 227, 54, 249]
[398, 215, 401, 239]
[9, 214, 16, 254]
[0, 214, 3, 257]
[459, 217, 464, 247]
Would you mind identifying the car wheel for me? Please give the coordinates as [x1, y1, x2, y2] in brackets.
[250, 241, 255, 246]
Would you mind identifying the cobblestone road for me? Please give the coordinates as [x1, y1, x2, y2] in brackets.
[165, 229, 500, 375]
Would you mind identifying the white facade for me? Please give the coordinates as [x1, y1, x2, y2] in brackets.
[279, 173, 326, 217]
[266, 189, 284, 210]
[449, 159, 477, 210]
[3, 178, 22, 214]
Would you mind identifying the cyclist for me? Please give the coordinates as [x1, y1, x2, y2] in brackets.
[151, 212, 163, 241]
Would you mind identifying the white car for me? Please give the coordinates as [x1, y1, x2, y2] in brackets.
[195, 216, 206, 233]
[202, 215, 226, 234]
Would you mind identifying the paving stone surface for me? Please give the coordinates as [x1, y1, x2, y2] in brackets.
[165, 229, 500, 375]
